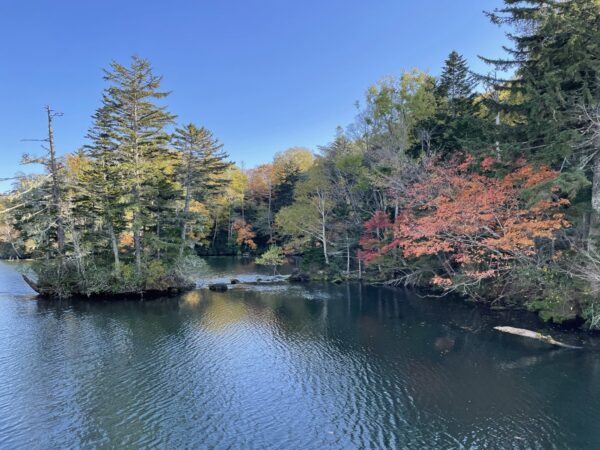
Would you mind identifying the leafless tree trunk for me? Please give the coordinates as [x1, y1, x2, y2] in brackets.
[267, 175, 273, 242]
[212, 214, 219, 247]
[346, 233, 351, 276]
[45, 106, 64, 253]
[358, 254, 362, 280]
[316, 187, 329, 265]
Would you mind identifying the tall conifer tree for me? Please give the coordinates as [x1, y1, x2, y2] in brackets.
[172, 123, 230, 254]
[101, 56, 176, 272]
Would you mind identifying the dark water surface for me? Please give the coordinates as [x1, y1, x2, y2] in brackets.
[1, 258, 599, 449]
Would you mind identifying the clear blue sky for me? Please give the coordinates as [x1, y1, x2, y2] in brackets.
[0, 0, 507, 189]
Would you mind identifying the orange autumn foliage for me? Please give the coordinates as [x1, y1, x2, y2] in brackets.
[360, 158, 570, 287]
[232, 218, 257, 250]
[119, 232, 134, 248]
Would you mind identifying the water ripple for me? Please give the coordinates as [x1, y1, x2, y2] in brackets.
[0, 262, 599, 448]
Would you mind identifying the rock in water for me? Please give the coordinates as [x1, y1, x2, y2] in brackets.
[230, 279, 240, 285]
[209, 283, 228, 292]
[288, 269, 310, 283]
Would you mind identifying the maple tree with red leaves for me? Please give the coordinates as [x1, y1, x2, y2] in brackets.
[357, 211, 393, 264]
[359, 157, 570, 293]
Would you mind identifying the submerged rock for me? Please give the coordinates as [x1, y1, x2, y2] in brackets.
[209, 283, 228, 292]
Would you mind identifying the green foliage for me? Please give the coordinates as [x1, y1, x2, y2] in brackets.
[171, 255, 208, 283]
[583, 302, 600, 331]
[172, 123, 231, 254]
[298, 243, 327, 272]
[481, 0, 600, 166]
[508, 265, 580, 324]
[430, 51, 485, 156]
[255, 245, 285, 273]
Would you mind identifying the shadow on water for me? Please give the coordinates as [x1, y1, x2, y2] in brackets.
[1, 259, 600, 448]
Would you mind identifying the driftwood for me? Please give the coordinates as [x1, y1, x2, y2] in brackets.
[22, 275, 39, 292]
[494, 326, 583, 350]
[21, 274, 55, 296]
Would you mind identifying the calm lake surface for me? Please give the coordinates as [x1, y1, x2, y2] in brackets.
[1, 258, 599, 449]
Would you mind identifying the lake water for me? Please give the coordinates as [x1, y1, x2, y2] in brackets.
[0, 258, 599, 449]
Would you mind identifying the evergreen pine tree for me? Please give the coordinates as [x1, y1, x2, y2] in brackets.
[172, 123, 230, 255]
[433, 51, 482, 155]
[437, 50, 477, 115]
[480, 0, 600, 241]
[83, 103, 124, 269]
[101, 56, 176, 272]
[479, 0, 600, 163]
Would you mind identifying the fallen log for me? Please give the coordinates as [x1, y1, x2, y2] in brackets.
[22, 274, 39, 292]
[494, 326, 582, 350]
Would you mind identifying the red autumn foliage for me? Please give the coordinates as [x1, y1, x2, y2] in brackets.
[358, 210, 392, 264]
[481, 156, 496, 170]
[359, 157, 570, 287]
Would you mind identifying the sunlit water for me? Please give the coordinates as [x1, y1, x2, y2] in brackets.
[0, 258, 599, 449]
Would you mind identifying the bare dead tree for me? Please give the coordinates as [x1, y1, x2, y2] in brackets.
[21, 106, 65, 254]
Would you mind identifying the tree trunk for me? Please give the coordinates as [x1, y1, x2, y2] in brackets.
[346, 235, 350, 276]
[70, 220, 85, 277]
[321, 223, 328, 265]
[107, 221, 120, 270]
[212, 215, 219, 247]
[180, 184, 191, 256]
[156, 217, 161, 260]
[133, 210, 142, 273]
[46, 106, 64, 253]
[318, 189, 329, 265]
[132, 98, 142, 274]
[358, 256, 362, 280]
[227, 205, 232, 242]
[267, 179, 273, 242]
[494, 326, 582, 349]
[180, 150, 193, 256]
[590, 152, 600, 250]
[495, 111, 501, 161]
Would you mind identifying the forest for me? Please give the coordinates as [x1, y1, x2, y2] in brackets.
[1, 0, 600, 328]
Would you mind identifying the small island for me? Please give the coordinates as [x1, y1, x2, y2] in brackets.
[4, 59, 231, 299]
